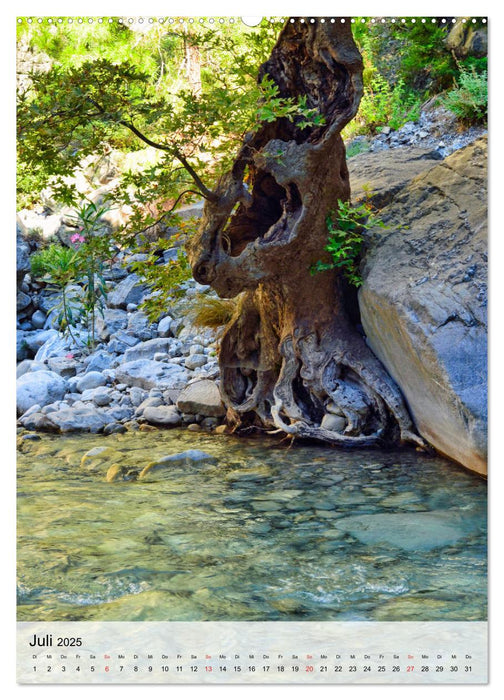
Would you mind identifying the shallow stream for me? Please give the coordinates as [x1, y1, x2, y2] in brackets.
[17, 429, 487, 622]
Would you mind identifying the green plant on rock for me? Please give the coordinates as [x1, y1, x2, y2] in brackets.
[442, 63, 488, 124]
[311, 198, 387, 288]
[66, 199, 113, 349]
[30, 244, 82, 344]
[30, 199, 113, 350]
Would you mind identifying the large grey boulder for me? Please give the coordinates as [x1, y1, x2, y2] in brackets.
[17, 370, 67, 414]
[176, 380, 225, 417]
[359, 137, 487, 474]
[115, 359, 189, 391]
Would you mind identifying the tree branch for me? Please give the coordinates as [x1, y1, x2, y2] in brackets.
[85, 96, 217, 201]
[132, 189, 202, 237]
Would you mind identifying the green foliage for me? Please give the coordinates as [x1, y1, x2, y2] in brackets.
[345, 139, 370, 159]
[255, 77, 325, 130]
[130, 243, 193, 322]
[30, 199, 112, 349]
[352, 19, 459, 94]
[346, 18, 487, 139]
[17, 20, 279, 215]
[30, 244, 82, 343]
[30, 243, 79, 286]
[442, 64, 488, 124]
[311, 198, 387, 287]
[347, 73, 421, 136]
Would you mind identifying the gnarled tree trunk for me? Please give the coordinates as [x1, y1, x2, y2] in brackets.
[188, 19, 423, 448]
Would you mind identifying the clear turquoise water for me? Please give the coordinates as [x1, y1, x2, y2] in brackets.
[17, 429, 487, 621]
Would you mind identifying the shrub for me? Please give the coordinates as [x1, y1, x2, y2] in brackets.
[188, 295, 237, 329]
[442, 64, 488, 124]
[311, 198, 387, 287]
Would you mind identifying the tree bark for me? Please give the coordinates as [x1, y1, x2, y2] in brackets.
[188, 18, 423, 448]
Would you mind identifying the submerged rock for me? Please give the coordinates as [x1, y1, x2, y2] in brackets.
[81, 445, 122, 471]
[139, 449, 217, 479]
[335, 510, 479, 551]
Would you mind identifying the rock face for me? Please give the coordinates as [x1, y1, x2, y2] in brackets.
[359, 137, 487, 475]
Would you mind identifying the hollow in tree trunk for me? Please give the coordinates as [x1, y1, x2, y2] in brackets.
[188, 19, 424, 448]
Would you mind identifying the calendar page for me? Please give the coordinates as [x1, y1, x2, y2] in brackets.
[15, 12, 488, 685]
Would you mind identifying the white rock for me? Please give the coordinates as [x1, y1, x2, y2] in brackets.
[142, 405, 182, 426]
[17, 370, 67, 415]
[185, 354, 207, 370]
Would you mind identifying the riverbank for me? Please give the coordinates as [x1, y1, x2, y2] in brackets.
[16, 104, 488, 455]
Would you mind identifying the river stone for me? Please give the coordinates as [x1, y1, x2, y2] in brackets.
[142, 405, 182, 426]
[139, 450, 217, 479]
[335, 511, 477, 551]
[380, 491, 422, 507]
[157, 315, 173, 337]
[81, 445, 122, 471]
[46, 356, 81, 377]
[135, 396, 164, 415]
[42, 405, 109, 432]
[31, 310, 47, 329]
[105, 464, 124, 482]
[23, 329, 58, 355]
[320, 413, 347, 432]
[34, 332, 79, 362]
[94, 308, 128, 341]
[185, 354, 207, 370]
[358, 138, 487, 475]
[16, 359, 46, 379]
[225, 465, 272, 482]
[76, 371, 107, 393]
[115, 359, 189, 391]
[129, 386, 148, 406]
[107, 273, 148, 309]
[80, 386, 113, 406]
[17, 290, 31, 312]
[17, 370, 68, 414]
[123, 338, 173, 363]
[85, 350, 116, 373]
[176, 380, 226, 417]
[127, 311, 153, 340]
[107, 330, 140, 354]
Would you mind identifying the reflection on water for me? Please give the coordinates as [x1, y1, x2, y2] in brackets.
[17, 429, 487, 622]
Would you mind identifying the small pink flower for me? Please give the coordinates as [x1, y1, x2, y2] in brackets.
[65, 353, 74, 359]
[70, 233, 86, 244]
